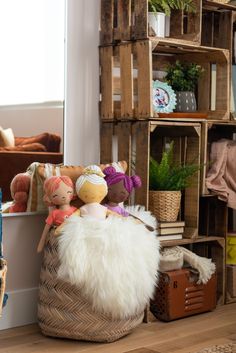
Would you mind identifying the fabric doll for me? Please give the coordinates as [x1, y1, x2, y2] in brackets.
[37, 175, 76, 253]
[54, 165, 117, 236]
[9, 173, 31, 213]
[103, 166, 142, 216]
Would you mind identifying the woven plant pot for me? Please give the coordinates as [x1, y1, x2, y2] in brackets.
[149, 190, 181, 222]
[38, 231, 144, 343]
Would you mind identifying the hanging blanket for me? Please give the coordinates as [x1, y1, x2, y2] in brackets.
[206, 139, 236, 209]
[57, 207, 160, 320]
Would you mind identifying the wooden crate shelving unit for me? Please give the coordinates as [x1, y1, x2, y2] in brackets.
[100, 39, 230, 121]
[99, 0, 236, 307]
[100, 0, 202, 45]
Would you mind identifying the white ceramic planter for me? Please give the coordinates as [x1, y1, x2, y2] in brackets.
[148, 12, 165, 38]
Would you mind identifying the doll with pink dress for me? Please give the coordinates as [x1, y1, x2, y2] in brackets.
[37, 175, 76, 253]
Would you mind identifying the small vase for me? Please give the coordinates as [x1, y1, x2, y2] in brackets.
[148, 12, 165, 38]
[175, 91, 197, 112]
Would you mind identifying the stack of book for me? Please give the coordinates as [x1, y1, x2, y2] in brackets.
[157, 221, 185, 241]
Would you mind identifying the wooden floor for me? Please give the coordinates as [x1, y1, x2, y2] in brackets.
[0, 303, 236, 353]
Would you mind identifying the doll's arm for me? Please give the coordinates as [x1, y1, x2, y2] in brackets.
[106, 209, 122, 217]
[37, 224, 51, 253]
[54, 209, 81, 237]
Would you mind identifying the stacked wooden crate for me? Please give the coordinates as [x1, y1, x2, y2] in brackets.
[99, 0, 236, 305]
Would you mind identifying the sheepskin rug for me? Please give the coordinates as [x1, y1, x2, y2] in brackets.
[57, 206, 160, 319]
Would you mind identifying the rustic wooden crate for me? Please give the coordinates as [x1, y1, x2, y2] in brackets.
[201, 7, 234, 53]
[100, 39, 230, 121]
[100, 0, 202, 45]
[100, 120, 201, 239]
[200, 121, 236, 195]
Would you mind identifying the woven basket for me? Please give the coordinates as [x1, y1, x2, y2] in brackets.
[0, 258, 7, 317]
[149, 190, 181, 222]
[38, 231, 144, 342]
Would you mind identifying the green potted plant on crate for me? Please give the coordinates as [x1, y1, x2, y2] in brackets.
[148, 0, 196, 37]
[149, 141, 199, 222]
[165, 60, 204, 112]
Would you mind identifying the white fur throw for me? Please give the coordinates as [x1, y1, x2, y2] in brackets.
[57, 207, 160, 319]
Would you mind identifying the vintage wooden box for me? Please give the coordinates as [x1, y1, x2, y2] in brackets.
[150, 268, 217, 321]
[100, 39, 230, 121]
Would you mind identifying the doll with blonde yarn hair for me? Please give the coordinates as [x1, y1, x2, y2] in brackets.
[37, 175, 76, 252]
[54, 165, 117, 236]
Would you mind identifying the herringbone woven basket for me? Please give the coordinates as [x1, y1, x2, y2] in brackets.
[149, 190, 181, 222]
[38, 231, 144, 342]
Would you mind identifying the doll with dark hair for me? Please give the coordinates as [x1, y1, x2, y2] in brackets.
[103, 166, 142, 217]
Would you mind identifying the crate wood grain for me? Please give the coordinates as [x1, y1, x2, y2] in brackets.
[100, 39, 230, 121]
[100, 0, 201, 45]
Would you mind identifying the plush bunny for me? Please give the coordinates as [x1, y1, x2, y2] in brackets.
[103, 166, 142, 217]
[37, 176, 76, 253]
[9, 173, 31, 213]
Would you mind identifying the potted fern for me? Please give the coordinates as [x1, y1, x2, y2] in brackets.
[149, 141, 199, 222]
[148, 0, 196, 37]
[165, 60, 204, 112]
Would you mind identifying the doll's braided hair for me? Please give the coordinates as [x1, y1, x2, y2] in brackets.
[103, 166, 141, 193]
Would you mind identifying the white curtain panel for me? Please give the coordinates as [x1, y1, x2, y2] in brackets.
[64, 0, 100, 166]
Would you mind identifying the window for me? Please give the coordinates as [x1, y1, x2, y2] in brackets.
[0, 0, 65, 106]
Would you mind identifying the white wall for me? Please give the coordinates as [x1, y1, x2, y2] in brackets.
[0, 103, 64, 151]
[64, 0, 100, 165]
[0, 0, 100, 330]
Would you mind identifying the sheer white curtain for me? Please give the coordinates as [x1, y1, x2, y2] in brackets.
[64, 0, 100, 166]
[0, 0, 65, 106]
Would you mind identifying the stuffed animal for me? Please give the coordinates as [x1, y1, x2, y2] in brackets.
[9, 173, 31, 213]
[103, 166, 142, 216]
[37, 175, 76, 253]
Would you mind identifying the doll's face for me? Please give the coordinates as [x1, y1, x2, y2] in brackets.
[107, 180, 129, 204]
[49, 182, 73, 206]
[78, 181, 107, 204]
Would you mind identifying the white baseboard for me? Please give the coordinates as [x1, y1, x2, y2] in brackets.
[0, 287, 38, 330]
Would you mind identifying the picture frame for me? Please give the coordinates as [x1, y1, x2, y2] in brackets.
[152, 80, 177, 113]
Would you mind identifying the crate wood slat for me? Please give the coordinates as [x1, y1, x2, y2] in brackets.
[100, 0, 113, 45]
[116, 122, 132, 175]
[117, 0, 131, 42]
[215, 61, 230, 114]
[100, 46, 114, 120]
[183, 132, 201, 237]
[133, 121, 150, 207]
[200, 121, 209, 195]
[133, 0, 148, 40]
[136, 41, 152, 118]
[100, 122, 113, 164]
[120, 44, 134, 118]
[198, 63, 211, 113]
[170, 10, 184, 38]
